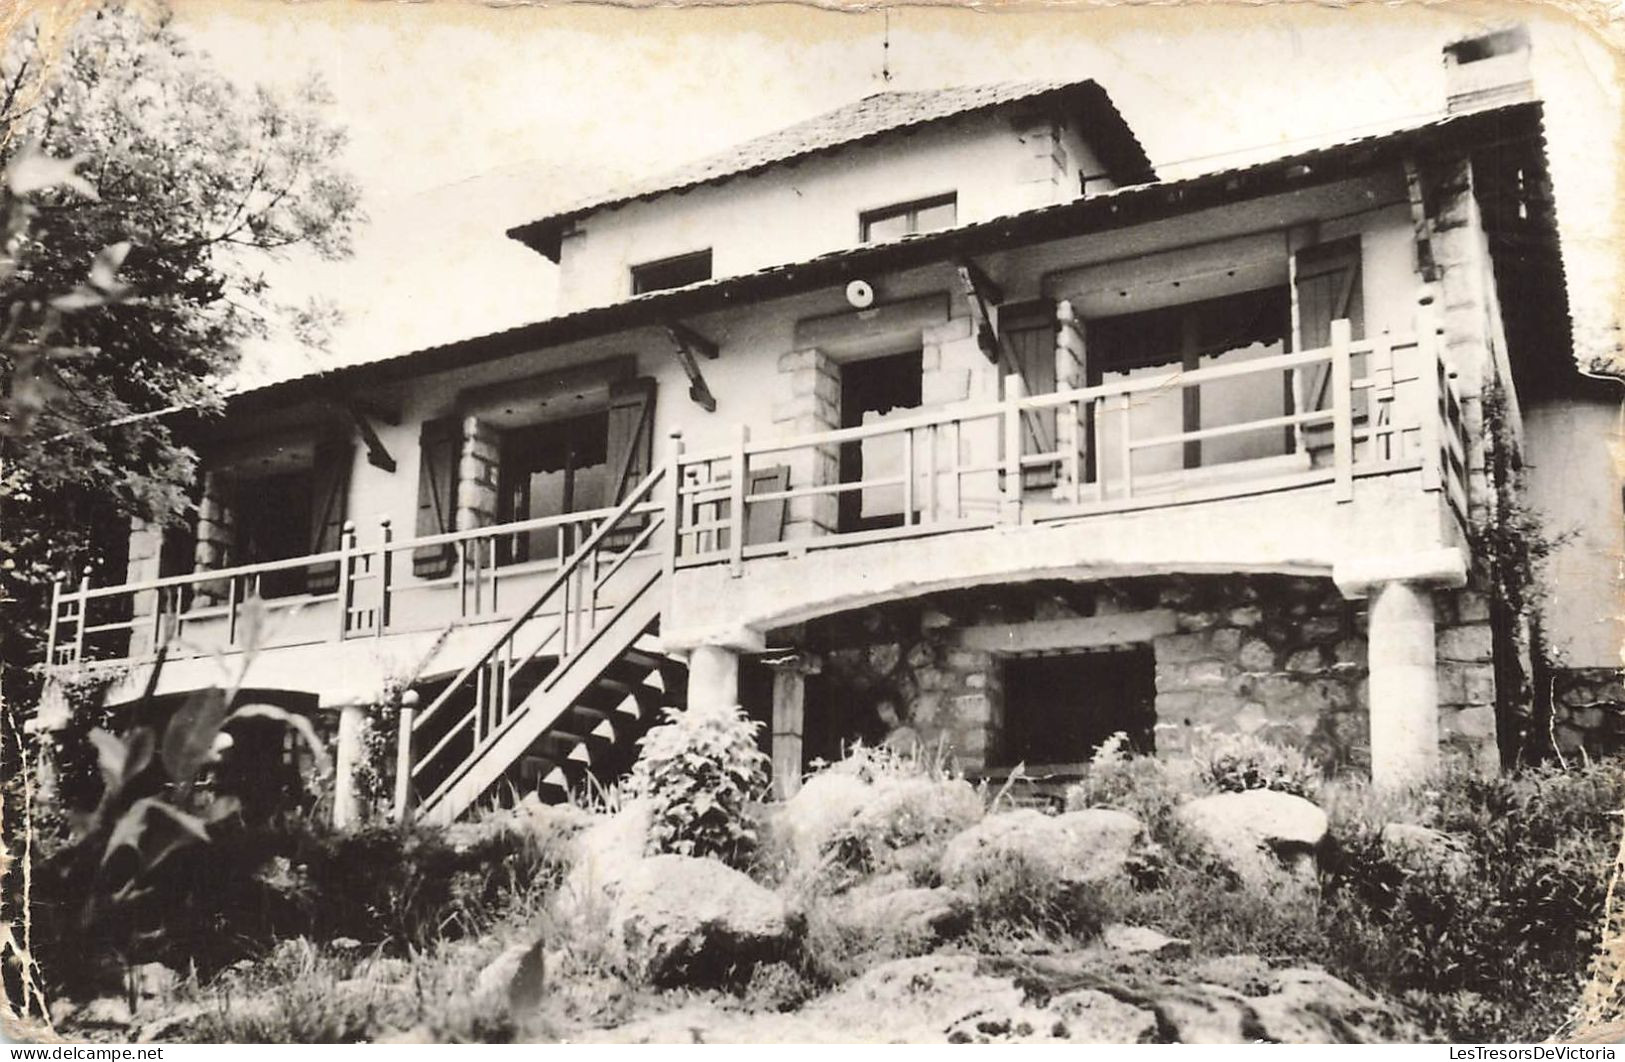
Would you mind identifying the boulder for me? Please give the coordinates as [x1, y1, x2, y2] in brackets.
[1248, 967, 1422, 1043]
[1101, 923, 1191, 959]
[610, 854, 797, 986]
[562, 798, 652, 901]
[1379, 823, 1474, 881]
[777, 771, 871, 867]
[825, 883, 973, 955]
[1174, 790, 1328, 883]
[940, 808, 1148, 896]
[777, 769, 982, 886]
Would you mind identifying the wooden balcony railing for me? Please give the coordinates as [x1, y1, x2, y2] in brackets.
[671, 322, 1470, 571]
[46, 320, 1470, 671]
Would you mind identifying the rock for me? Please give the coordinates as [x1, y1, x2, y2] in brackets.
[129, 961, 179, 1000]
[1049, 988, 1159, 1043]
[1249, 967, 1422, 1043]
[941, 808, 1148, 898]
[1101, 924, 1191, 959]
[1379, 823, 1474, 881]
[1054, 809, 1147, 884]
[1174, 790, 1328, 883]
[77, 996, 133, 1026]
[609, 855, 797, 986]
[562, 798, 651, 901]
[777, 771, 871, 867]
[135, 1003, 205, 1043]
[473, 941, 533, 1009]
[826, 884, 973, 955]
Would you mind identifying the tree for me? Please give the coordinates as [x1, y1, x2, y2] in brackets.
[0, 2, 362, 707]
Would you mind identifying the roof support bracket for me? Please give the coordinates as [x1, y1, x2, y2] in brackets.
[1403, 157, 1441, 284]
[666, 321, 718, 412]
[343, 401, 398, 473]
[956, 259, 1004, 363]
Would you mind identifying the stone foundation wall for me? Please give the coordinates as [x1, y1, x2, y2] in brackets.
[793, 572, 1502, 777]
[1551, 667, 1625, 758]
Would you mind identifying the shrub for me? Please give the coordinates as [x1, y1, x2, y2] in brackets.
[1065, 732, 1204, 829]
[1195, 732, 1321, 799]
[628, 705, 769, 870]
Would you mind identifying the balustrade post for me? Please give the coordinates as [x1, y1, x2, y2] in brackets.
[728, 423, 748, 577]
[46, 571, 64, 667]
[376, 517, 393, 638]
[74, 566, 91, 663]
[333, 702, 366, 829]
[1330, 318, 1355, 502]
[662, 431, 685, 576]
[1002, 373, 1025, 524]
[336, 520, 357, 641]
[393, 690, 419, 823]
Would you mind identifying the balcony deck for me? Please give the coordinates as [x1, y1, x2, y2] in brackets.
[46, 325, 1470, 706]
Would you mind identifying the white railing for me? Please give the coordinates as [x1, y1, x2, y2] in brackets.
[47, 320, 1471, 670]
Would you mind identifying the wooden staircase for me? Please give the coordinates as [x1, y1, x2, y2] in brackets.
[398, 467, 678, 825]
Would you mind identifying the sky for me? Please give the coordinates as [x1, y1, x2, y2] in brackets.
[163, 0, 1623, 385]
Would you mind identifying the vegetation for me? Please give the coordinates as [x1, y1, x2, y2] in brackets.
[0, 2, 361, 701]
[628, 704, 769, 870]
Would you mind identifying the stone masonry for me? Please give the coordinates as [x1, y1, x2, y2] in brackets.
[785, 572, 1500, 777]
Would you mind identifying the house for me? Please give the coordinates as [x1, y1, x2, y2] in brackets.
[44, 27, 1616, 825]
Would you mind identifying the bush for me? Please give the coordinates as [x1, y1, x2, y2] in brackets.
[1065, 732, 1204, 828]
[628, 705, 769, 870]
[1194, 732, 1322, 799]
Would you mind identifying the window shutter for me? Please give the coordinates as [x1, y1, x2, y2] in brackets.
[414, 417, 462, 578]
[305, 433, 355, 595]
[1295, 238, 1365, 414]
[1000, 301, 1059, 488]
[605, 377, 657, 503]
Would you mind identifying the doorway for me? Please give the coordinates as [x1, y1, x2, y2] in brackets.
[837, 350, 923, 533]
[1000, 645, 1156, 765]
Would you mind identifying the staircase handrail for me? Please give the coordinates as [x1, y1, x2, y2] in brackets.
[409, 465, 667, 734]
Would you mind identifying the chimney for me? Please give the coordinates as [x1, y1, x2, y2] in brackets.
[1442, 25, 1534, 113]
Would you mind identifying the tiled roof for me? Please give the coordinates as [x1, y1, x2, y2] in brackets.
[507, 78, 1154, 260]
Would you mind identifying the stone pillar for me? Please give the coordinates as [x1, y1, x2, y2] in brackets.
[770, 348, 840, 541]
[1366, 580, 1440, 788]
[765, 651, 820, 799]
[456, 416, 501, 561]
[687, 644, 740, 717]
[332, 702, 367, 829]
[125, 518, 166, 657]
[194, 471, 235, 605]
[1336, 548, 1467, 788]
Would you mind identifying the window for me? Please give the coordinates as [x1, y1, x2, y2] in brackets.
[497, 411, 610, 565]
[630, 250, 712, 295]
[1000, 646, 1156, 766]
[860, 194, 957, 243]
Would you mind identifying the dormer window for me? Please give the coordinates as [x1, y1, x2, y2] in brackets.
[631, 249, 712, 295]
[860, 193, 957, 243]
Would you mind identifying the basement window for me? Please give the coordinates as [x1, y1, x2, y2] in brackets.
[631, 250, 712, 295]
[1000, 645, 1156, 766]
[860, 193, 957, 243]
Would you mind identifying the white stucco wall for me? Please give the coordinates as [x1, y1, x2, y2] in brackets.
[1523, 394, 1625, 668]
[555, 113, 1102, 313]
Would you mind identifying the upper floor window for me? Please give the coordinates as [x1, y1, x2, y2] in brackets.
[860, 193, 957, 243]
[631, 249, 712, 295]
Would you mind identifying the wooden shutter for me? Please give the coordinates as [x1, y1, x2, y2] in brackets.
[1295, 238, 1365, 413]
[1001, 301, 1058, 488]
[414, 417, 462, 578]
[605, 377, 657, 503]
[743, 465, 790, 547]
[305, 433, 355, 595]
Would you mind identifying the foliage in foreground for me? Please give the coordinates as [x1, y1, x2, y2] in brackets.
[629, 704, 769, 870]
